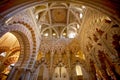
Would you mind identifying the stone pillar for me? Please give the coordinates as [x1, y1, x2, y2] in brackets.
[23, 69, 31, 80]
[50, 50, 54, 71]
[7, 67, 25, 80]
[7, 66, 16, 80]
[58, 50, 62, 61]
[13, 68, 25, 80]
[66, 49, 71, 79]
[66, 50, 70, 68]
[30, 65, 41, 80]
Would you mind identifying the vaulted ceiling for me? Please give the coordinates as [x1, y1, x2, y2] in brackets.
[34, 3, 85, 38]
[0, 0, 120, 79]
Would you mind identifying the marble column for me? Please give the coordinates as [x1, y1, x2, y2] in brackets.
[50, 50, 54, 72]
[7, 67, 25, 80]
[23, 69, 31, 80]
[7, 66, 17, 80]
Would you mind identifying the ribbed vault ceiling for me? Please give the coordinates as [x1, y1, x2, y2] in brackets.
[34, 2, 86, 38]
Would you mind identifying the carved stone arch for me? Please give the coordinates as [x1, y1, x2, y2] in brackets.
[51, 27, 59, 38]
[2, 23, 37, 80]
[0, 23, 35, 80]
[0, 46, 20, 73]
[4, 48, 20, 65]
[0, 24, 33, 68]
[8, 14, 38, 53]
[14, 21, 39, 69]
[1, 10, 40, 68]
[3, 47, 20, 66]
[8, 47, 20, 57]
[41, 26, 51, 34]
[4, 56, 18, 67]
[0, 46, 9, 53]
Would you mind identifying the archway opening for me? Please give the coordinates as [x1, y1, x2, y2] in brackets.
[0, 32, 20, 80]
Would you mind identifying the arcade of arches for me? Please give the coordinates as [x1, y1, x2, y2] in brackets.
[0, 0, 120, 80]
